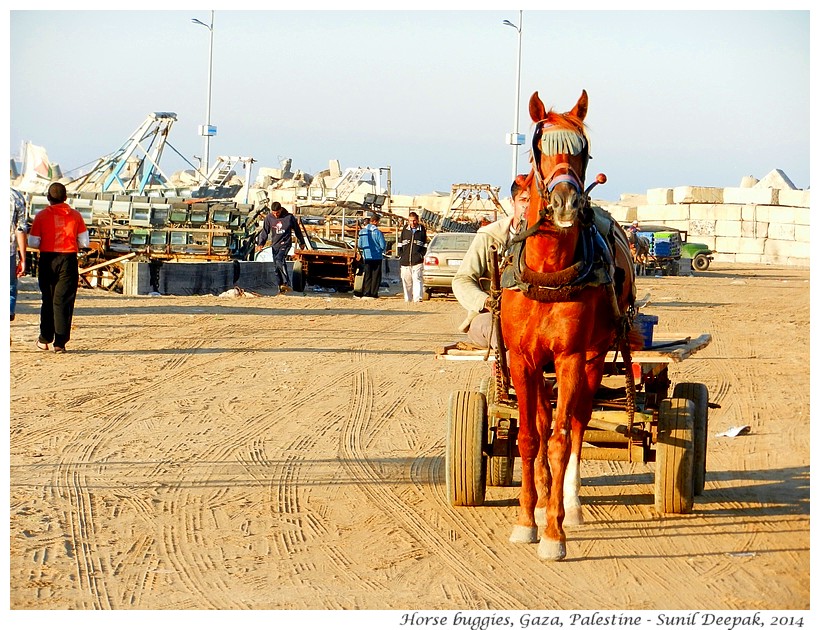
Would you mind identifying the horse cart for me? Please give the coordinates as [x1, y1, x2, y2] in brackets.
[438, 329, 713, 515]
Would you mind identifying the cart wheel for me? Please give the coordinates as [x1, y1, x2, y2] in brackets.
[692, 253, 710, 271]
[654, 398, 695, 514]
[446, 390, 487, 506]
[673, 382, 708, 495]
[292, 261, 305, 292]
[480, 378, 514, 487]
[422, 288, 431, 301]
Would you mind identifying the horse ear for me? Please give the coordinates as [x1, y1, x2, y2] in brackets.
[571, 89, 589, 121]
[529, 91, 547, 122]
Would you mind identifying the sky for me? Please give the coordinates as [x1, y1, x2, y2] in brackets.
[6, 6, 812, 201]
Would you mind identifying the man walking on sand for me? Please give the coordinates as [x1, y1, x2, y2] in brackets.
[27, 182, 89, 353]
[256, 202, 306, 293]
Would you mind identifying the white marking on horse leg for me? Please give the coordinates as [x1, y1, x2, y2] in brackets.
[563, 452, 584, 527]
[538, 537, 567, 561]
[509, 525, 539, 544]
[534, 507, 546, 527]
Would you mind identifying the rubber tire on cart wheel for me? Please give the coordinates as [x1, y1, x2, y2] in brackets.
[423, 288, 431, 301]
[479, 378, 514, 487]
[291, 261, 305, 292]
[673, 382, 709, 496]
[654, 398, 695, 515]
[693, 254, 710, 271]
[446, 390, 488, 506]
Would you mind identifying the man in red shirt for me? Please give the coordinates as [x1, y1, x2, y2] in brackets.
[27, 182, 89, 353]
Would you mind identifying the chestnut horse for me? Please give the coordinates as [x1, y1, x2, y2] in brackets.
[500, 90, 636, 560]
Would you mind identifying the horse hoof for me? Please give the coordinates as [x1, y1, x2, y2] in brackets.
[534, 507, 546, 527]
[563, 506, 584, 527]
[509, 525, 539, 544]
[538, 538, 567, 561]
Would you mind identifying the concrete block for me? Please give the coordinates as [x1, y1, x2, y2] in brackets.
[786, 256, 810, 268]
[722, 187, 777, 205]
[672, 186, 723, 204]
[687, 219, 715, 237]
[795, 225, 810, 243]
[689, 203, 743, 222]
[768, 206, 810, 226]
[753, 168, 797, 190]
[767, 223, 796, 241]
[714, 220, 742, 238]
[598, 203, 631, 223]
[777, 188, 810, 208]
[715, 236, 742, 254]
[740, 205, 758, 221]
[636, 204, 691, 222]
[740, 221, 757, 239]
[735, 237, 766, 255]
[329, 160, 342, 178]
[764, 239, 810, 260]
[646, 188, 673, 205]
[739, 175, 759, 188]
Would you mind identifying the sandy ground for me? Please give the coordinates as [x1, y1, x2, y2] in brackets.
[7, 263, 810, 614]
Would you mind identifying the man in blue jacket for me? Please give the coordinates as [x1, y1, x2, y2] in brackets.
[256, 202, 306, 292]
[356, 212, 386, 300]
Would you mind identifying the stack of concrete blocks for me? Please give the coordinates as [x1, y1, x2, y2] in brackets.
[600, 169, 809, 267]
[122, 260, 280, 296]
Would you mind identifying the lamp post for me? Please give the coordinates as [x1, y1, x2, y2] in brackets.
[191, 11, 215, 183]
[503, 11, 524, 182]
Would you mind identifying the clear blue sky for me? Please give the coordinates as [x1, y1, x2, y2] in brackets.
[7, 7, 811, 200]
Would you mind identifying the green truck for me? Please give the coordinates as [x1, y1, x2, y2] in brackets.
[627, 224, 714, 275]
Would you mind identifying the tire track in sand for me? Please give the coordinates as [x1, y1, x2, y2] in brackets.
[339, 365, 525, 609]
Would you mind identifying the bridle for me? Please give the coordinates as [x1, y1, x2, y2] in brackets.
[514, 119, 604, 242]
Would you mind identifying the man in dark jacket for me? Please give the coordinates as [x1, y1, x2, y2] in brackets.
[397, 211, 427, 302]
[256, 202, 306, 292]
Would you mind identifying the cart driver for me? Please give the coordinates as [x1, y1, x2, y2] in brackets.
[452, 175, 530, 349]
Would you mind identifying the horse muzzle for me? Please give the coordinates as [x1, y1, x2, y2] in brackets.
[548, 181, 583, 228]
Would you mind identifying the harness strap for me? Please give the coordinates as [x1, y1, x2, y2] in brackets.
[543, 163, 583, 193]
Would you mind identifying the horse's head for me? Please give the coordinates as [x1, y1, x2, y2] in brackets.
[528, 90, 599, 230]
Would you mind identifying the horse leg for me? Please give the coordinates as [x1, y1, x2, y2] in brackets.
[538, 354, 585, 561]
[564, 353, 608, 527]
[508, 357, 542, 544]
[563, 419, 584, 527]
[534, 378, 553, 528]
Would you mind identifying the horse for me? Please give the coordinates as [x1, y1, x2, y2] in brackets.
[499, 90, 637, 560]
[627, 229, 652, 273]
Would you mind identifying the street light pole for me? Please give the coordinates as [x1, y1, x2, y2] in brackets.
[503, 11, 524, 182]
[192, 11, 215, 183]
